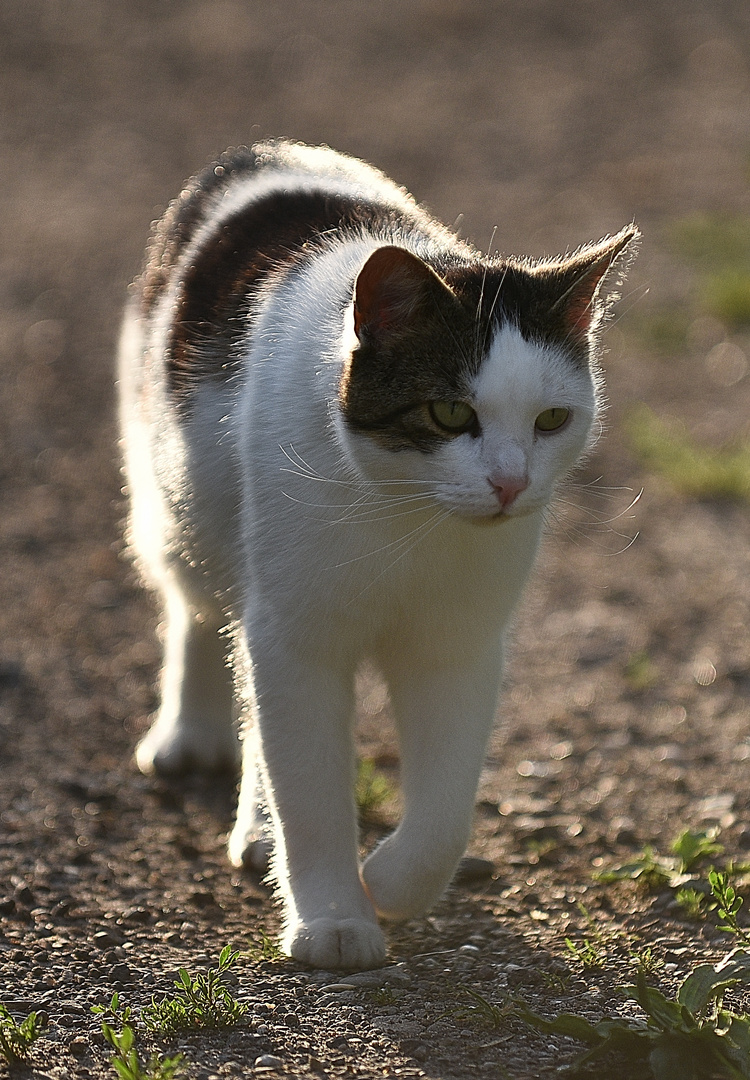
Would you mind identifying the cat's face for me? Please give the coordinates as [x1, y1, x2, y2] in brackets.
[338, 322, 597, 522]
[336, 233, 636, 522]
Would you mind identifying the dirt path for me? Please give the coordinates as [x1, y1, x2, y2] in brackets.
[3, 3, 750, 1077]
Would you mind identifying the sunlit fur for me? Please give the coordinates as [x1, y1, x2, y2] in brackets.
[119, 141, 636, 970]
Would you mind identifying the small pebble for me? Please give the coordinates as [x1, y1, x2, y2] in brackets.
[254, 1054, 284, 1070]
[69, 1037, 88, 1057]
[453, 856, 495, 884]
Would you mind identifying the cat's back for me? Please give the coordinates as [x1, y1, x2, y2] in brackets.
[132, 141, 452, 404]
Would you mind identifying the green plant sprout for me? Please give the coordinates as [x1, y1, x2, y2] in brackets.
[92, 995, 184, 1080]
[596, 828, 723, 889]
[710, 871, 750, 947]
[142, 945, 248, 1033]
[355, 757, 395, 818]
[629, 945, 665, 978]
[564, 935, 607, 970]
[0, 1002, 47, 1063]
[675, 886, 708, 920]
[441, 987, 514, 1028]
[564, 903, 611, 969]
[517, 949, 750, 1079]
[246, 927, 285, 963]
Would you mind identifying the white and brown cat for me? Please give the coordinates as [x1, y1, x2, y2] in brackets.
[119, 140, 637, 970]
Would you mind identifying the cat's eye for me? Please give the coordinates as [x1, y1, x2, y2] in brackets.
[429, 400, 477, 434]
[535, 407, 570, 433]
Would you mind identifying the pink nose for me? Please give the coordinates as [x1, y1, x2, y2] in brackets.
[489, 475, 529, 510]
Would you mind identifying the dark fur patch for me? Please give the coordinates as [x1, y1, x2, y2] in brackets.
[139, 146, 261, 315]
[135, 142, 636, 415]
[135, 145, 444, 403]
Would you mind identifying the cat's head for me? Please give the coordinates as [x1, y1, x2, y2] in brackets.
[336, 227, 638, 521]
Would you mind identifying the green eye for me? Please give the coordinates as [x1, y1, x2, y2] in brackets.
[429, 400, 477, 434]
[535, 407, 570, 433]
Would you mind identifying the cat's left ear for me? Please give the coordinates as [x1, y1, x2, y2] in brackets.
[548, 223, 640, 342]
[353, 246, 449, 344]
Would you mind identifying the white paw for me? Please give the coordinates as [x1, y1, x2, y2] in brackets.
[135, 715, 239, 776]
[362, 834, 463, 920]
[286, 917, 386, 970]
[227, 828, 272, 873]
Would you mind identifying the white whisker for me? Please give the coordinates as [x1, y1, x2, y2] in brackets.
[345, 506, 454, 604]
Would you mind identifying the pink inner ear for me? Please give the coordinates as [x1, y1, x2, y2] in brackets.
[353, 247, 432, 340]
[562, 256, 617, 338]
[565, 287, 598, 335]
[559, 226, 638, 340]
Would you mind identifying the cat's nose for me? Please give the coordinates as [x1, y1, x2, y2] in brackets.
[488, 475, 529, 509]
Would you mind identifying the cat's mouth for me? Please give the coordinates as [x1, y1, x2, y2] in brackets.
[462, 504, 535, 526]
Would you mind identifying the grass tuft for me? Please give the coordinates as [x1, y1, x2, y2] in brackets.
[92, 994, 185, 1080]
[142, 946, 248, 1034]
[0, 1003, 47, 1063]
[355, 757, 395, 818]
[517, 950, 750, 1078]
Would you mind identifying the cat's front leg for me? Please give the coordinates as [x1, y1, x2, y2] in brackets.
[229, 634, 385, 970]
[362, 646, 503, 920]
[136, 584, 239, 775]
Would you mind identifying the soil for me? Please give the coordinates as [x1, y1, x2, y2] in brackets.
[3, 2, 750, 1078]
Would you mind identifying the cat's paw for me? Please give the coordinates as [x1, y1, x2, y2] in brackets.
[227, 829, 272, 874]
[135, 715, 239, 776]
[362, 837, 461, 920]
[286, 917, 386, 970]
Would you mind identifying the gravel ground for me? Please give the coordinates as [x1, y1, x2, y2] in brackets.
[3, 3, 750, 1077]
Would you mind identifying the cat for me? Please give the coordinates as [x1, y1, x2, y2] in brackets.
[118, 139, 637, 970]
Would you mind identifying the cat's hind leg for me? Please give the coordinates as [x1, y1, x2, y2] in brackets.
[136, 582, 239, 775]
[361, 644, 503, 920]
[227, 722, 272, 873]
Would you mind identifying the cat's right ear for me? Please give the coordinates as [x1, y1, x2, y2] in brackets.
[353, 247, 445, 344]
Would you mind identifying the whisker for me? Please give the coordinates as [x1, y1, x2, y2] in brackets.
[332, 505, 447, 570]
[345, 506, 454, 603]
[477, 265, 508, 366]
[607, 282, 650, 331]
[474, 227, 498, 340]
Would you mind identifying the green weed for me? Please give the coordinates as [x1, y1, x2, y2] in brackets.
[246, 927, 285, 963]
[629, 946, 665, 978]
[444, 987, 514, 1028]
[539, 969, 571, 994]
[596, 828, 723, 889]
[142, 946, 248, 1034]
[0, 1002, 47, 1063]
[368, 986, 400, 1006]
[675, 887, 708, 920]
[673, 828, 725, 872]
[355, 757, 395, 818]
[564, 903, 611, 969]
[626, 406, 750, 502]
[517, 949, 750, 1079]
[710, 871, 750, 947]
[565, 936, 607, 970]
[93, 995, 184, 1080]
